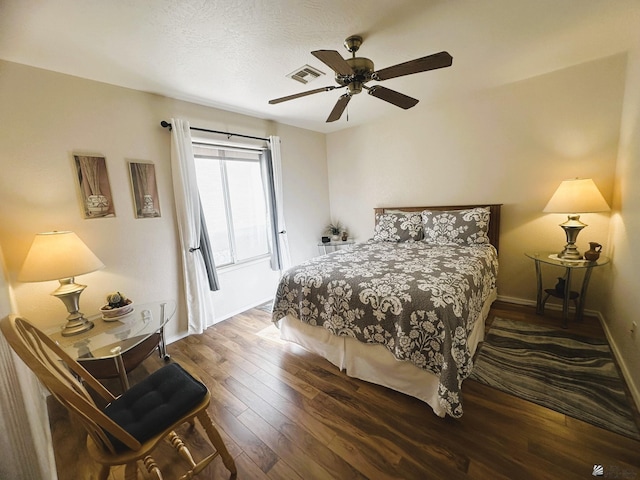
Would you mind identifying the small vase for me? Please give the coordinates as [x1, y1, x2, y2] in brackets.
[584, 242, 602, 261]
[341, 232, 348, 241]
[86, 194, 109, 216]
[141, 194, 156, 217]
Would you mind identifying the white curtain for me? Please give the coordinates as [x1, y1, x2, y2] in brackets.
[269, 135, 291, 271]
[170, 118, 216, 334]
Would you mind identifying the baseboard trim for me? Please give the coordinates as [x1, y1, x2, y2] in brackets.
[596, 311, 640, 415]
[496, 294, 600, 317]
[165, 297, 274, 345]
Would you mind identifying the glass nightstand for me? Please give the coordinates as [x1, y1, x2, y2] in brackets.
[525, 252, 609, 328]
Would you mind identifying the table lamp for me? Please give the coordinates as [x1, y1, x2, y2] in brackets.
[18, 231, 105, 336]
[543, 178, 610, 260]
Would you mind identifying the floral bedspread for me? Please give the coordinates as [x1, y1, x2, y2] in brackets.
[271, 240, 499, 417]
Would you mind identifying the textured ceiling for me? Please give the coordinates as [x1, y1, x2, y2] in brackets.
[1, 0, 639, 133]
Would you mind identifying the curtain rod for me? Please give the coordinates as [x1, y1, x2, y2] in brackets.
[160, 120, 270, 142]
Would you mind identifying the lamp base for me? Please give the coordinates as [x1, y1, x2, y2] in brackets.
[557, 244, 583, 260]
[61, 317, 94, 337]
[557, 215, 587, 260]
[52, 277, 94, 337]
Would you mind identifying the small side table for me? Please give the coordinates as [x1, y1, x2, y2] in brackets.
[318, 239, 355, 255]
[525, 252, 609, 328]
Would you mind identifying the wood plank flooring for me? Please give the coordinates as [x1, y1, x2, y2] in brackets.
[49, 301, 640, 479]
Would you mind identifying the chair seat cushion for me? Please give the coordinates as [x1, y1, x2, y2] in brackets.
[104, 363, 207, 450]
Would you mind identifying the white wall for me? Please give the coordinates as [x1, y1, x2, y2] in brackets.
[0, 245, 55, 479]
[326, 54, 626, 313]
[0, 60, 329, 340]
[604, 42, 640, 406]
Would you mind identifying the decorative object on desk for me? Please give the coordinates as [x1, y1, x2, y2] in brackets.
[18, 231, 105, 336]
[129, 161, 161, 218]
[325, 221, 343, 241]
[341, 231, 348, 241]
[543, 178, 610, 260]
[101, 291, 134, 320]
[74, 154, 116, 218]
[584, 242, 602, 262]
[470, 317, 640, 441]
[321, 236, 330, 243]
[554, 277, 566, 295]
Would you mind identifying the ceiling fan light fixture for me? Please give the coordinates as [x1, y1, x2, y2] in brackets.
[348, 82, 363, 95]
[269, 34, 453, 123]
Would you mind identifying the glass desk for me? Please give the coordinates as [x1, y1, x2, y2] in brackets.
[48, 300, 176, 390]
[525, 252, 609, 328]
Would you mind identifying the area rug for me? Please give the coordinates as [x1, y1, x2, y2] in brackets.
[256, 301, 273, 314]
[469, 317, 640, 440]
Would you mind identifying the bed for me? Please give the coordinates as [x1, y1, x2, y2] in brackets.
[272, 204, 501, 418]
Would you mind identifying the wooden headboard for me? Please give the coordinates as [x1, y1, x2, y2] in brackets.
[374, 204, 502, 252]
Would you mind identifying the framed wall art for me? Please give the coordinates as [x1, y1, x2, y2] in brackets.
[73, 154, 116, 218]
[128, 161, 161, 218]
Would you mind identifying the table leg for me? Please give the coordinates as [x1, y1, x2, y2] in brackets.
[577, 267, 594, 322]
[534, 259, 544, 314]
[562, 267, 572, 329]
[158, 302, 170, 361]
[113, 352, 130, 391]
[158, 326, 170, 361]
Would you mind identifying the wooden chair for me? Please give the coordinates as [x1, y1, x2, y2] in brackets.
[1, 314, 237, 480]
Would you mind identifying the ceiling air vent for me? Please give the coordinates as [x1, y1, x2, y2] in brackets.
[286, 64, 325, 84]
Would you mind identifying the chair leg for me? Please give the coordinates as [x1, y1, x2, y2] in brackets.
[143, 456, 163, 480]
[169, 430, 196, 467]
[197, 410, 237, 475]
[97, 465, 110, 480]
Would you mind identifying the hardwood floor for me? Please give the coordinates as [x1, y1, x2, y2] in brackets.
[49, 301, 640, 479]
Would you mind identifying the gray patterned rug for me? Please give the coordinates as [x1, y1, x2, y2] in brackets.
[469, 317, 640, 440]
[255, 301, 273, 314]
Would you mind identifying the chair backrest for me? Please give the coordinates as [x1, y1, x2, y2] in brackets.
[0, 315, 141, 453]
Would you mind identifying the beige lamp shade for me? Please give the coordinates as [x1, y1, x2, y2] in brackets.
[543, 178, 610, 213]
[19, 231, 105, 282]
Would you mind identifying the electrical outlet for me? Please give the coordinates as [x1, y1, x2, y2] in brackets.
[631, 321, 638, 338]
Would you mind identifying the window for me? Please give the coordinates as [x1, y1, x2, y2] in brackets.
[193, 143, 270, 268]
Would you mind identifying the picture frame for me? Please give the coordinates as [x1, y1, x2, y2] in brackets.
[128, 161, 161, 218]
[73, 154, 116, 218]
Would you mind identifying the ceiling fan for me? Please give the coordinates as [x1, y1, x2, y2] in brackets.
[269, 35, 453, 122]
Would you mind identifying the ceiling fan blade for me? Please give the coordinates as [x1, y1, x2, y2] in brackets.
[367, 86, 419, 109]
[326, 94, 351, 122]
[269, 86, 337, 104]
[373, 51, 453, 81]
[311, 50, 354, 76]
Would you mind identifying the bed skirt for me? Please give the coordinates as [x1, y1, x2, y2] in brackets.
[277, 288, 497, 417]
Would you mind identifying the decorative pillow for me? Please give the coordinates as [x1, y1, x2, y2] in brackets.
[373, 212, 424, 242]
[421, 207, 491, 246]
